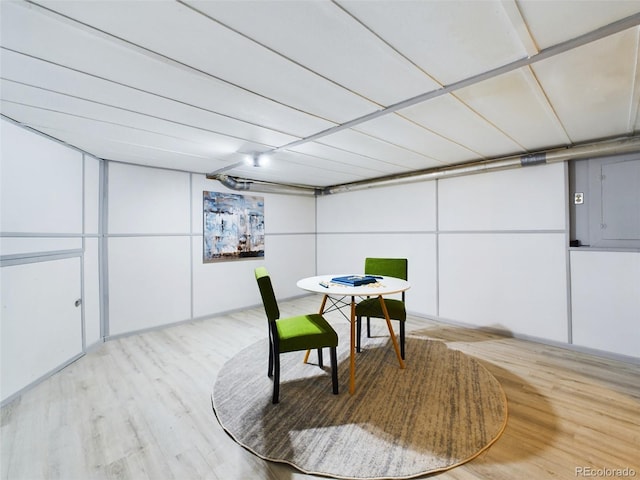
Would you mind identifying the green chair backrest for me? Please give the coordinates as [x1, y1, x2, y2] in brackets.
[364, 258, 408, 280]
[255, 267, 280, 322]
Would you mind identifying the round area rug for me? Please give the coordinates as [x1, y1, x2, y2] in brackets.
[212, 324, 507, 480]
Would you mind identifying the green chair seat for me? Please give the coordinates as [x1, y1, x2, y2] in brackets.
[354, 298, 407, 322]
[277, 314, 338, 353]
[355, 258, 408, 360]
[255, 267, 339, 403]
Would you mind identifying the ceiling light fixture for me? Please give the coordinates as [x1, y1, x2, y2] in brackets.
[246, 153, 268, 167]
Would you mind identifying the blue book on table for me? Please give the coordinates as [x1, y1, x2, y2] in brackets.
[331, 275, 378, 286]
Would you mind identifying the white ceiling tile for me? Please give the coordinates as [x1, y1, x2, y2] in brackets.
[338, 0, 527, 84]
[0, 101, 250, 170]
[500, 0, 539, 57]
[35, 126, 227, 175]
[532, 29, 638, 142]
[354, 114, 475, 164]
[36, 0, 379, 123]
[399, 94, 523, 158]
[287, 142, 411, 177]
[316, 129, 443, 171]
[518, 0, 640, 50]
[230, 150, 366, 187]
[185, 0, 441, 106]
[1, 50, 299, 149]
[454, 68, 571, 150]
[0, 1, 334, 137]
[1, 81, 274, 157]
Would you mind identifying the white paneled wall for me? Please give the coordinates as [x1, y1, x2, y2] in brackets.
[106, 165, 318, 336]
[108, 236, 192, 335]
[0, 121, 83, 236]
[191, 175, 317, 310]
[317, 162, 571, 345]
[1, 119, 97, 403]
[108, 163, 191, 234]
[438, 163, 566, 231]
[317, 181, 438, 316]
[437, 162, 569, 340]
[438, 233, 568, 341]
[318, 181, 436, 233]
[316, 232, 437, 315]
[570, 250, 640, 358]
[106, 163, 191, 335]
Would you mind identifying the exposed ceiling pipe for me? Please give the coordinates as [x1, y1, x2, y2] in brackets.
[207, 136, 640, 196]
[320, 135, 640, 195]
[208, 173, 318, 196]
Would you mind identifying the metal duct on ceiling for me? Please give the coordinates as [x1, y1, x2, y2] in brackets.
[209, 135, 640, 196]
[324, 135, 640, 195]
[207, 173, 320, 196]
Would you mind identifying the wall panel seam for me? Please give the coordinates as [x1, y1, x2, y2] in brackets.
[0, 250, 83, 266]
[316, 230, 438, 235]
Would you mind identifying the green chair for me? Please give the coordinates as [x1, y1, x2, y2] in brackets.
[254, 267, 339, 404]
[355, 258, 408, 359]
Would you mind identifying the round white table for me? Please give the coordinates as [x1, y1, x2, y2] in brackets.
[297, 274, 410, 394]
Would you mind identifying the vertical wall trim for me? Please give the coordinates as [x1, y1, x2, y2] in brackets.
[434, 179, 440, 318]
[80, 154, 87, 351]
[314, 195, 319, 275]
[100, 160, 109, 338]
[189, 173, 194, 320]
[564, 162, 574, 344]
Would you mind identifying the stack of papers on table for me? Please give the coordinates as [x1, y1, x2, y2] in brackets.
[331, 275, 379, 286]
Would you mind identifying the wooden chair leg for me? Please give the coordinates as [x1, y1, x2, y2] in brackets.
[356, 316, 362, 353]
[317, 348, 323, 368]
[268, 340, 274, 377]
[272, 353, 280, 404]
[330, 347, 339, 394]
[400, 320, 405, 360]
[367, 317, 371, 337]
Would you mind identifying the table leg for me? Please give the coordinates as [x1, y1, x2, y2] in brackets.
[304, 294, 330, 364]
[349, 295, 356, 394]
[378, 296, 405, 369]
[318, 294, 329, 315]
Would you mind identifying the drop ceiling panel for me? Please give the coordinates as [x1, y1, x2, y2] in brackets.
[286, 142, 414, 178]
[0, 1, 333, 137]
[186, 0, 441, 106]
[35, 126, 227, 174]
[230, 150, 366, 187]
[399, 94, 524, 158]
[518, 0, 640, 50]
[1, 80, 274, 157]
[0, 101, 250, 172]
[454, 68, 571, 150]
[338, 0, 527, 85]
[37, 0, 379, 123]
[532, 29, 638, 142]
[316, 129, 442, 171]
[2, 52, 298, 146]
[353, 113, 474, 165]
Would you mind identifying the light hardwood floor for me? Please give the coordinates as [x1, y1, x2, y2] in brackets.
[2, 296, 639, 480]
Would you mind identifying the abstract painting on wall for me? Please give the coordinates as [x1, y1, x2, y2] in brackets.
[203, 191, 265, 263]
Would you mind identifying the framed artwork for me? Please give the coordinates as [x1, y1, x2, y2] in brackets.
[203, 191, 265, 263]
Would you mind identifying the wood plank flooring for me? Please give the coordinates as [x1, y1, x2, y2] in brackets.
[2, 295, 639, 480]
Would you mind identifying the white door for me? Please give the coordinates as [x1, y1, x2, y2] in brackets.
[1, 256, 83, 402]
